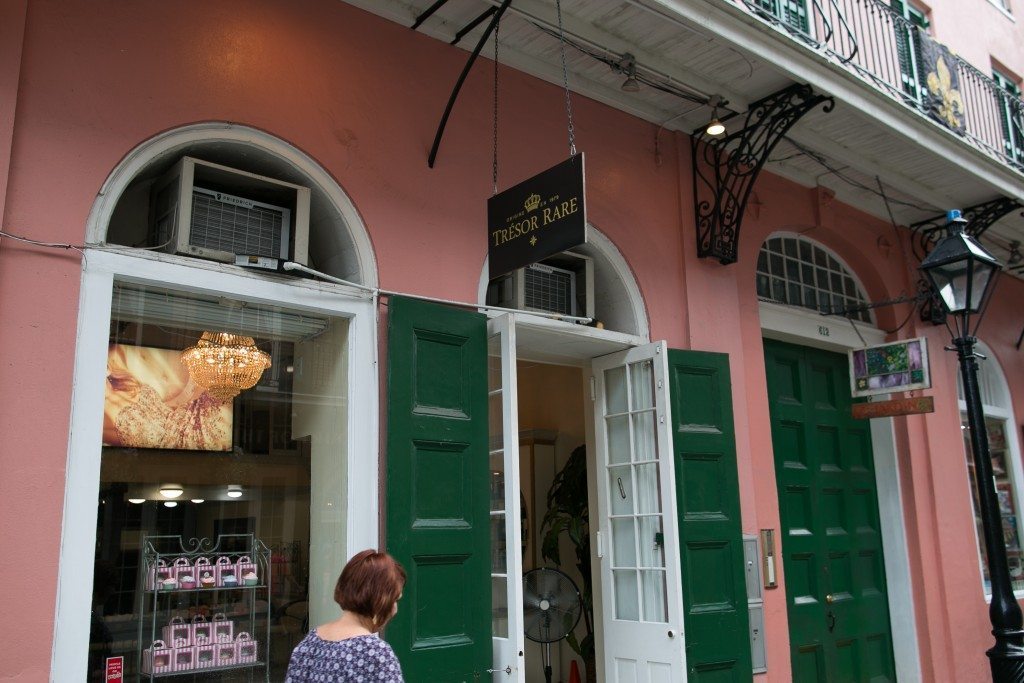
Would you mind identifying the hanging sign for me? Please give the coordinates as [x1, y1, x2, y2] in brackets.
[488, 154, 586, 279]
[849, 337, 931, 398]
[919, 34, 966, 135]
[852, 396, 935, 420]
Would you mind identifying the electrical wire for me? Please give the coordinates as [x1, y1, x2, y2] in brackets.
[530, 23, 710, 106]
[0, 229, 89, 261]
[777, 138, 943, 213]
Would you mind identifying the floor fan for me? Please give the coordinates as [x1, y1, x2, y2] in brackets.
[523, 567, 583, 683]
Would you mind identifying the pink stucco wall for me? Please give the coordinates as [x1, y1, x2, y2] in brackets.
[927, 0, 1024, 80]
[1, 1, 1022, 680]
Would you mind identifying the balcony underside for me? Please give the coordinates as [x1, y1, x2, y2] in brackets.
[344, 0, 1024, 273]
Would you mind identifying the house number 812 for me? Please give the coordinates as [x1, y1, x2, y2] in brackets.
[817, 326, 830, 337]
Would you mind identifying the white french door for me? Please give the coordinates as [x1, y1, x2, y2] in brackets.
[487, 315, 526, 681]
[591, 342, 686, 682]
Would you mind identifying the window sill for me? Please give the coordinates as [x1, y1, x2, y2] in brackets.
[985, 0, 1016, 22]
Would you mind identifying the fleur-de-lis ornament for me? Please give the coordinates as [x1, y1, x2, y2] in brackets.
[926, 57, 965, 129]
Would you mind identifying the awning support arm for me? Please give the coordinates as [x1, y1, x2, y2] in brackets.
[428, 0, 512, 168]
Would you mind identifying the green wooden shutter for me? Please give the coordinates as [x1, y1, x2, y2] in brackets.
[384, 296, 491, 681]
[667, 349, 753, 682]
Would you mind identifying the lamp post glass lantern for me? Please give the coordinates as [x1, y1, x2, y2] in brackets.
[921, 210, 1024, 682]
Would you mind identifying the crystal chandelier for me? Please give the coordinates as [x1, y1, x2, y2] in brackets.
[180, 332, 271, 402]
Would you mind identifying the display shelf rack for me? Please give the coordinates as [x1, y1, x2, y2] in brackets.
[138, 534, 271, 682]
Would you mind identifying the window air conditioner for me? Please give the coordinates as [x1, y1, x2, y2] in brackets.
[487, 251, 595, 319]
[151, 156, 310, 268]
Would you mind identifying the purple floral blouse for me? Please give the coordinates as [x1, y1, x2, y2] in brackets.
[286, 631, 404, 682]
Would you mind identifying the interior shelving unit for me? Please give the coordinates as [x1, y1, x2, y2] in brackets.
[138, 534, 271, 681]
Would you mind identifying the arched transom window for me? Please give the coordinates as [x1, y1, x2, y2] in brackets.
[756, 235, 873, 324]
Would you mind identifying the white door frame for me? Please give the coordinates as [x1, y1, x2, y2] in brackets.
[488, 314, 526, 682]
[50, 248, 379, 681]
[760, 301, 923, 683]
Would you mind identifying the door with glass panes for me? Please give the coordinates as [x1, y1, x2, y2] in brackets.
[386, 299, 750, 682]
[591, 342, 687, 681]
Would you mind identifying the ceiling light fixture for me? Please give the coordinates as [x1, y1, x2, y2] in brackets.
[128, 498, 146, 504]
[619, 53, 641, 93]
[181, 332, 271, 403]
[164, 501, 178, 508]
[159, 484, 184, 499]
[191, 498, 205, 504]
[227, 484, 244, 499]
[706, 94, 726, 136]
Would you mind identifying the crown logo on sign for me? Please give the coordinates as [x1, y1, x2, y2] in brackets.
[524, 193, 541, 212]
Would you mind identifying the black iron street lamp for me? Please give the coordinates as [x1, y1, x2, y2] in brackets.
[920, 210, 1024, 682]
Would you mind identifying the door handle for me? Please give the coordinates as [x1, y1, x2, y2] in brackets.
[486, 666, 513, 675]
[825, 593, 834, 604]
[827, 610, 836, 633]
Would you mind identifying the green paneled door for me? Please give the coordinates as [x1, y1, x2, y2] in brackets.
[763, 340, 896, 682]
[668, 350, 753, 682]
[385, 296, 491, 681]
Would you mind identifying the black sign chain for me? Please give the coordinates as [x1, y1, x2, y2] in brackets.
[492, 18, 500, 195]
[554, 0, 577, 157]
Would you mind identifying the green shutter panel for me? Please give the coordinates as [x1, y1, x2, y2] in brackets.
[384, 296, 491, 681]
[667, 349, 753, 682]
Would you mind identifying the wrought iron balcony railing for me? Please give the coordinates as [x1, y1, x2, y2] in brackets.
[740, 0, 1024, 172]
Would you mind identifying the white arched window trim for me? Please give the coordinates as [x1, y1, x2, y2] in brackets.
[958, 341, 1024, 599]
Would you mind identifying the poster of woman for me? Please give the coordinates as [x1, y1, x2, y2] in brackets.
[104, 344, 233, 451]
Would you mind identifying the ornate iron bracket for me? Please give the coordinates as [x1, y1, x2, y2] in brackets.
[909, 197, 1022, 325]
[692, 83, 833, 264]
[909, 196, 1022, 260]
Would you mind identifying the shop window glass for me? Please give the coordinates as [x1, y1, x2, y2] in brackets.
[89, 282, 348, 681]
[755, 235, 873, 323]
[958, 347, 1024, 596]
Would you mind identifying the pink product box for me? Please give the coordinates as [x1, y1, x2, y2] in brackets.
[141, 640, 173, 675]
[195, 556, 216, 589]
[214, 556, 239, 587]
[215, 641, 237, 667]
[190, 615, 213, 643]
[235, 632, 258, 663]
[212, 613, 234, 643]
[162, 617, 190, 647]
[236, 556, 258, 585]
[172, 642, 196, 672]
[194, 637, 216, 669]
[146, 560, 174, 591]
[173, 557, 196, 590]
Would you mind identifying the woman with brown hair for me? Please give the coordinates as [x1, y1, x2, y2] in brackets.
[286, 549, 406, 682]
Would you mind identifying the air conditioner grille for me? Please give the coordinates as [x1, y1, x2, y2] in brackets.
[190, 189, 284, 258]
[524, 265, 575, 316]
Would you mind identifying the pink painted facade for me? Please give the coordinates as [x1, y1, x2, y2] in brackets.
[1, 0, 1023, 681]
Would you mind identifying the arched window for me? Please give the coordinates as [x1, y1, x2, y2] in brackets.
[958, 343, 1024, 595]
[756, 234, 873, 323]
[56, 125, 379, 679]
